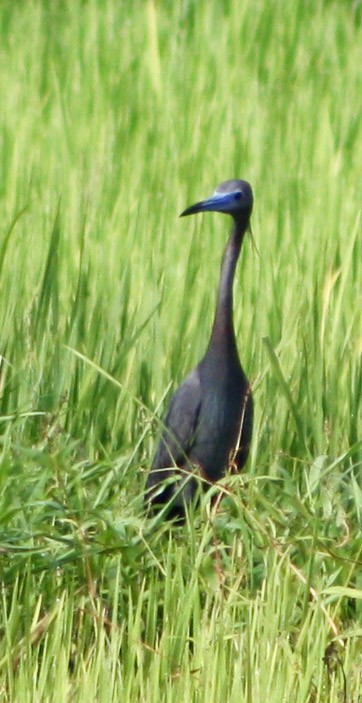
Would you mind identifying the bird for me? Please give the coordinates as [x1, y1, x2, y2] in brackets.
[146, 179, 254, 519]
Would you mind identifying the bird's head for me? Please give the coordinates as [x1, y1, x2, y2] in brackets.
[180, 180, 253, 225]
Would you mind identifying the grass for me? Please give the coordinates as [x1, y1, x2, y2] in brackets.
[0, 0, 362, 700]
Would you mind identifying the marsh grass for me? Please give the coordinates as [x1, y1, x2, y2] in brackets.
[0, 0, 362, 700]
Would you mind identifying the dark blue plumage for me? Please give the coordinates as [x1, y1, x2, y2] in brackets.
[146, 180, 254, 518]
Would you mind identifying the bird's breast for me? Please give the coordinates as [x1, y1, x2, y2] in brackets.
[189, 360, 249, 481]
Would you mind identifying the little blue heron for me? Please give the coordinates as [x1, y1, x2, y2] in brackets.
[146, 179, 254, 519]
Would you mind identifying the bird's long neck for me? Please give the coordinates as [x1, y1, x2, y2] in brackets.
[208, 219, 247, 356]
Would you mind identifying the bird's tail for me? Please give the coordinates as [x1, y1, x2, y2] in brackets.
[145, 468, 198, 521]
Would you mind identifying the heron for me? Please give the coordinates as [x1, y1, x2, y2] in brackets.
[146, 179, 254, 519]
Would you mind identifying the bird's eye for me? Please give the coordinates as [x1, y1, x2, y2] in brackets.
[234, 192, 242, 201]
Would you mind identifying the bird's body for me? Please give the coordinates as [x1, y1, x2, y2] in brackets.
[146, 180, 254, 518]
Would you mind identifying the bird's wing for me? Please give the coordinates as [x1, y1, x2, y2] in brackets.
[152, 368, 202, 469]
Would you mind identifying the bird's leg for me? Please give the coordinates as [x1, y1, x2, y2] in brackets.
[207, 494, 226, 592]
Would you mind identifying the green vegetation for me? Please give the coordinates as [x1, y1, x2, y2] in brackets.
[0, 0, 361, 700]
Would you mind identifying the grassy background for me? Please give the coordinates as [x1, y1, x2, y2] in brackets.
[0, 0, 362, 700]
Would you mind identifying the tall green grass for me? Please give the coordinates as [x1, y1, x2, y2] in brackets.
[0, 0, 361, 700]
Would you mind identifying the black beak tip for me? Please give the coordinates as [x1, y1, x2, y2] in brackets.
[179, 207, 192, 218]
[179, 203, 202, 218]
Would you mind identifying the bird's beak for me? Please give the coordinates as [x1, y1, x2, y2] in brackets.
[180, 191, 237, 217]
